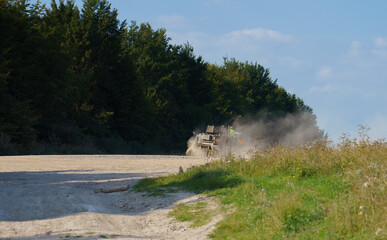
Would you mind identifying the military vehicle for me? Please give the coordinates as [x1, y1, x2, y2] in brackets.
[186, 125, 220, 157]
[186, 125, 245, 157]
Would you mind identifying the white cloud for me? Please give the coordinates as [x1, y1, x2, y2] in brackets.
[309, 84, 338, 93]
[315, 66, 332, 79]
[374, 37, 387, 48]
[228, 28, 294, 42]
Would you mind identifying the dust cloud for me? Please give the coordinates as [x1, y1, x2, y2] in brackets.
[186, 136, 207, 157]
[186, 111, 324, 158]
[233, 111, 323, 147]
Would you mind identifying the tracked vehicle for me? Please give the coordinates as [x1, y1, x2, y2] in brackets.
[192, 125, 220, 157]
[186, 125, 245, 157]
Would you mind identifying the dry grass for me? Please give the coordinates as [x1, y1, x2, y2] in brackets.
[136, 128, 386, 239]
[233, 128, 386, 239]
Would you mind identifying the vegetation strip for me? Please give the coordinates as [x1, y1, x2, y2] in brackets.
[135, 135, 386, 239]
[169, 201, 217, 228]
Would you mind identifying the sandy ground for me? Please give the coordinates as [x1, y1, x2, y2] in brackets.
[0, 155, 221, 240]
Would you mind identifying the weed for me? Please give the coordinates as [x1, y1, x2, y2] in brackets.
[63, 235, 83, 239]
[134, 165, 244, 194]
[169, 201, 215, 227]
[135, 131, 386, 239]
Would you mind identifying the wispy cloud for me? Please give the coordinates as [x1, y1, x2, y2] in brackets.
[348, 40, 363, 56]
[374, 37, 387, 48]
[371, 48, 387, 57]
[371, 36, 387, 58]
[156, 15, 190, 30]
[315, 66, 332, 79]
[339, 40, 387, 68]
[228, 28, 294, 42]
[277, 56, 309, 69]
[166, 27, 296, 64]
[168, 31, 212, 49]
[309, 84, 338, 93]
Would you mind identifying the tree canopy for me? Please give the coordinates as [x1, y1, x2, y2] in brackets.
[0, 0, 324, 155]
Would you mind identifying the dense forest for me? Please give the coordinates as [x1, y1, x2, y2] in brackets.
[0, 0, 324, 155]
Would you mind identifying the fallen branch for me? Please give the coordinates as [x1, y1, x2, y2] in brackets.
[94, 185, 130, 193]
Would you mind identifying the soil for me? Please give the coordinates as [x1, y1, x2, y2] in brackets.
[0, 155, 221, 240]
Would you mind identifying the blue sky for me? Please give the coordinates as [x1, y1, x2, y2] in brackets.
[41, 0, 387, 142]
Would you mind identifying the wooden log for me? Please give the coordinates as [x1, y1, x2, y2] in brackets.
[94, 185, 130, 193]
[102, 185, 130, 193]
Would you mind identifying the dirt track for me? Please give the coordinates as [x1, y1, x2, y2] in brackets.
[0, 155, 219, 239]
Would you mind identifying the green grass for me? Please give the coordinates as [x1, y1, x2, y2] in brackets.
[134, 164, 245, 195]
[169, 201, 216, 227]
[134, 134, 386, 239]
[63, 234, 83, 239]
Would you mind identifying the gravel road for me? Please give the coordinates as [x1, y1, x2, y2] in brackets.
[0, 155, 219, 239]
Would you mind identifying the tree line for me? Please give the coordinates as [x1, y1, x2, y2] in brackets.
[0, 0, 324, 155]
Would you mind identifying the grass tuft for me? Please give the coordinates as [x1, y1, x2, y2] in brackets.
[135, 130, 386, 239]
[134, 164, 245, 195]
[169, 201, 216, 227]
